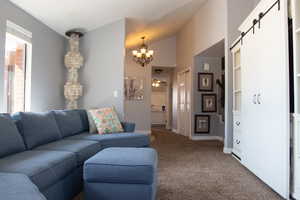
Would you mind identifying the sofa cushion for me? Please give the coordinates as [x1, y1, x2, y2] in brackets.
[121, 122, 136, 132]
[0, 114, 26, 158]
[0, 113, 11, 120]
[12, 112, 62, 149]
[0, 173, 47, 200]
[52, 110, 83, 138]
[68, 132, 150, 148]
[76, 109, 89, 132]
[0, 150, 77, 190]
[35, 139, 102, 166]
[84, 148, 157, 184]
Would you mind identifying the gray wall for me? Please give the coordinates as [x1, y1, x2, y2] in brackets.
[124, 36, 176, 132]
[193, 57, 224, 138]
[253, 0, 261, 7]
[80, 20, 126, 119]
[0, 0, 65, 112]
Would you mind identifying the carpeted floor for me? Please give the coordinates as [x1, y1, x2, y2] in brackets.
[75, 128, 284, 200]
[151, 128, 283, 200]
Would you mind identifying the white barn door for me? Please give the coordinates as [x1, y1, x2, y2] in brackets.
[240, 0, 290, 198]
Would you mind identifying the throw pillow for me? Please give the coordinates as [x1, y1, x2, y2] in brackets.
[89, 107, 124, 134]
[87, 110, 97, 133]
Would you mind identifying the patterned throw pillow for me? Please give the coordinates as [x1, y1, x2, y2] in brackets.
[89, 107, 124, 134]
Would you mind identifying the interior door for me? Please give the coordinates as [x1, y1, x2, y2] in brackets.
[178, 70, 191, 137]
[178, 72, 186, 136]
[240, 0, 290, 198]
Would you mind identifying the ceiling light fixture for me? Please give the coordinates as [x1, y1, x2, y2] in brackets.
[152, 79, 161, 88]
[132, 36, 154, 67]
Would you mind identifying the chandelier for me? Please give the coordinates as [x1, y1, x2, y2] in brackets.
[152, 79, 161, 88]
[132, 36, 154, 67]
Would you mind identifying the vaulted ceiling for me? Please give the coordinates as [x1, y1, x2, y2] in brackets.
[10, 0, 206, 47]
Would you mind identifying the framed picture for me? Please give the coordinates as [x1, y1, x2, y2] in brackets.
[195, 115, 210, 134]
[124, 76, 144, 101]
[198, 73, 214, 92]
[202, 94, 217, 113]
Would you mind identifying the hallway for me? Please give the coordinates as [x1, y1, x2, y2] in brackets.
[151, 130, 283, 200]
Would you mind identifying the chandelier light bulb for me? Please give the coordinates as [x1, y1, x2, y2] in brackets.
[149, 50, 154, 55]
[141, 48, 146, 54]
[132, 50, 138, 55]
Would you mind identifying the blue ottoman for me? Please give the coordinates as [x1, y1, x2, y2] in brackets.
[84, 147, 158, 200]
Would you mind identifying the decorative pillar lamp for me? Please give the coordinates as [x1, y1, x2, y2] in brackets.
[132, 36, 154, 67]
[64, 30, 84, 109]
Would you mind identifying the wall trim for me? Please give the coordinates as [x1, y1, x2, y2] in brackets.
[223, 147, 232, 154]
[191, 136, 224, 141]
[136, 130, 152, 135]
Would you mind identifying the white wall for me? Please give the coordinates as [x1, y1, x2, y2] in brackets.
[124, 35, 176, 132]
[80, 20, 126, 118]
[175, 0, 257, 146]
[176, 0, 227, 72]
[175, 0, 227, 132]
[0, 0, 65, 112]
[151, 90, 166, 108]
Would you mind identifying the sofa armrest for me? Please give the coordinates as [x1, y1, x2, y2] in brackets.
[121, 122, 136, 132]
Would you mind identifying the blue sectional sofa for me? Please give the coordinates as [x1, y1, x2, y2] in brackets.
[0, 110, 150, 200]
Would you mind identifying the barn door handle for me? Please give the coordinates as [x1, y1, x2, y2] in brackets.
[257, 94, 261, 104]
[253, 94, 257, 104]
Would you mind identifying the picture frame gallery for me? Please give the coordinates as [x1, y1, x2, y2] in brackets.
[198, 73, 214, 92]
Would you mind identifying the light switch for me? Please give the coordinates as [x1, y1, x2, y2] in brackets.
[113, 90, 118, 98]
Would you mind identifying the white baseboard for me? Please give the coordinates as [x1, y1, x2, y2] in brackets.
[223, 147, 232, 154]
[136, 130, 151, 135]
[292, 186, 300, 200]
[191, 136, 224, 142]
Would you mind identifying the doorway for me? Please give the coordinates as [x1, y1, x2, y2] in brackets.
[192, 39, 225, 140]
[151, 67, 174, 132]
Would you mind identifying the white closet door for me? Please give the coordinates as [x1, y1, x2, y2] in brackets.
[241, 26, 263, 164]
[178, 73, 186, 135]
[178, 70, 191, 137]
[240, 0, 290, 198]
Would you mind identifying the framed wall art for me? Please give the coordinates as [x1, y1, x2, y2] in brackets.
[124, 76, 144, 101]
[195, 115, 210, 134]
[198, 73, 214, 92]
[202, 94, 217, 113]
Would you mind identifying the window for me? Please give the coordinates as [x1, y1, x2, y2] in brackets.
[4, 21, 32, 113]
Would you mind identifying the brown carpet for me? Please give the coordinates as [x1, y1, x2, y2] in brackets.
[75, 128, 284, 200]
[151, 128, 283, 200]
